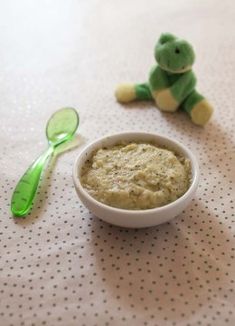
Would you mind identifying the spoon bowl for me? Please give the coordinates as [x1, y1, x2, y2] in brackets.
[46, 107, 79, 146]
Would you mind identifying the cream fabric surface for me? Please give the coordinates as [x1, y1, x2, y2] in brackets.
[0, 0, 235, 325]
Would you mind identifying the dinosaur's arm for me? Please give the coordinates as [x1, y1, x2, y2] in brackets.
[149, 65, 169, 91]
[151, 70, 196, 112]
[170, 71, 196, 103]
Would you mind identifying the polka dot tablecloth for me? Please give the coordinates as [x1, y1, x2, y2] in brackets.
[0, 0, 234, 325]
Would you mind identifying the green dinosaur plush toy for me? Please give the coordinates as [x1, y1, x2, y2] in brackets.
[115, 33, 213, 126]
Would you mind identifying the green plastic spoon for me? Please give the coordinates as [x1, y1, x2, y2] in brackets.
[11, 107, 79, 217]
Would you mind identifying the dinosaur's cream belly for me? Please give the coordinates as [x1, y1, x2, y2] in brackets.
[152, 89, 179, 112]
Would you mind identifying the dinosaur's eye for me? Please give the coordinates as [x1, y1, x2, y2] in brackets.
[175, 48, 180, 54]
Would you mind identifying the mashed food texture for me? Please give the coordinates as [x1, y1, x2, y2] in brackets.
[81, 143, 191, 210]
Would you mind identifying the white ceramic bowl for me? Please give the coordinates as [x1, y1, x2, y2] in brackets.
[73, 132, 199, 228]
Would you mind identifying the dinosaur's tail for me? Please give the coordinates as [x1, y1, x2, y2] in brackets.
[115, 83, 153, 103]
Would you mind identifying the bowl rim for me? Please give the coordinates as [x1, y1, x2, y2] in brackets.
[73, 131, 199, 215]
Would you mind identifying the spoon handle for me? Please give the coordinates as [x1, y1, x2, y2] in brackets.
[11, 146, 54, 217]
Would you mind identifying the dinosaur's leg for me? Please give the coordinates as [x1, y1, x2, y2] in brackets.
[182, 90, 213, 126]
[115, 83, 153, 103]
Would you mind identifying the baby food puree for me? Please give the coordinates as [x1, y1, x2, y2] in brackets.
[81, 143, 191, 210]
